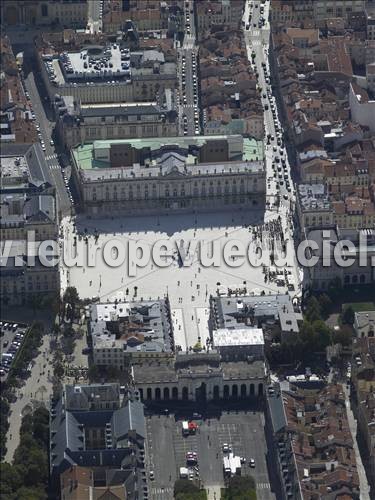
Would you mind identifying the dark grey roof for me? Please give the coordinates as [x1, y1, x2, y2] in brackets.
[267, 384, 287, 434]
[65, 383, 121, 411]
[24, 194, 56, 223]
[50, 398, 83, 471]
[0, 143, 31, 157]
[157, 151, 186, 171]
[81, 104, 166, 118]
[50, 384, 145, 477]
[25, 143, 53, 188]
[112, 399, 145, 445]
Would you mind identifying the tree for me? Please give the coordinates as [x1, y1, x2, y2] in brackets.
[50, 293, 62, 324]
[300, 321, 315, 345]
[312, 320, 332, 350]
[1, 406, 50, 498]
[0, 462, 23, 494]
[54, 362, 64, 379]
[63, 286, 80, 306]
[333, 325, 353, 347]
[174, 479, 207, 500]
[27, 294, 44, 316]
[318, 294, 332, 319]
[305, 297, 322, 322]
[63, 286, 80, 322]
[222, 476, 257, 500]
[87, 364, 100, 382]
[327, 276, 343, 300]
[342, 306, 355, 326]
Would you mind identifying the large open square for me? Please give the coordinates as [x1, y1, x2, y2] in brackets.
[61, 208, 301, 351]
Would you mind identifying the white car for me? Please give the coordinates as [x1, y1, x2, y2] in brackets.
[250, 458, 255, 468]
[50, 139, 54, 146]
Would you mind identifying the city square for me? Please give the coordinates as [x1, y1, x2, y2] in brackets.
[61, 206, 301, 351]
[2, 0, 374, 498]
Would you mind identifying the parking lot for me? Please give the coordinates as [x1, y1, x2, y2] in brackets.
[146, 408, 275, 500]
[0, 321, 28, 381]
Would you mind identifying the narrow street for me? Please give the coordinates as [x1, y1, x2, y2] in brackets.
[87, 0, 103, 34]
[178, 0, 199, 136]
[343, 385, 371, 499]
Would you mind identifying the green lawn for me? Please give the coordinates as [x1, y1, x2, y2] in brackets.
[342, 302, 375, 312]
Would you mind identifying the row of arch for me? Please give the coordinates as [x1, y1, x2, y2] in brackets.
[344, 274, 367, 285]
[319, 274, 368, 290]
[138, 383, 264, 401]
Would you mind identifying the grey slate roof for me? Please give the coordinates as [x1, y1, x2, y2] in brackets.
[65, 383, 121, 411]
[112, 399, 146, 446]
[80, 103, 168, 118]
[25, 143, 53, 188]
[24, 194, 56, 223]
[267, 384, 287, 434]
[50, 384, 145, 483]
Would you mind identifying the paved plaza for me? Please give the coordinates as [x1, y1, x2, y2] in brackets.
[61, 206, 301, 352]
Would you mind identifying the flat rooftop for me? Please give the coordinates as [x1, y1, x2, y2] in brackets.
[298, 183, 331, 212]
[213, 327, 264, 347]
[1, 156, 29, 180]
[212, 293, 302, 333]
[90, 299, 173, 354]
[0, 144, 52, 191]
[50, 44, 131, 86]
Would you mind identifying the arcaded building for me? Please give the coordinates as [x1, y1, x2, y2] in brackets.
[71, 134, 266, 215]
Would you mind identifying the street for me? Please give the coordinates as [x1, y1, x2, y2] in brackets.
[243, 0, 295, 211]
[23, 68, 72, 217]
[178, 1, 200, 136]
[87, 0, 103, 34]
[242, 0, 301, 285]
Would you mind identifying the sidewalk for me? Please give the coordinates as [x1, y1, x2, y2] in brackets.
[342, 385, 370, 500]
[206, 485, 221, 500]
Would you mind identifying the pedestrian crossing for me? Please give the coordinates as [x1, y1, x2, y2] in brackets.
[257, 482, 271, 490]
[150, 486, 173, 499]
[45, 154, 58, 161]
[49, 163, 61, 170]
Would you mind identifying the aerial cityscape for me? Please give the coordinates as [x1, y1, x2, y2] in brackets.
[0, 0, 374, 499]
